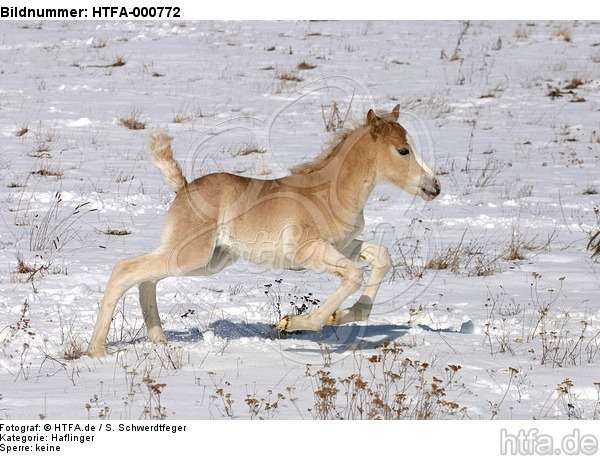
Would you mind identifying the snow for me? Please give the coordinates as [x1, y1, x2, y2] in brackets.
[0, 20, 599, 422]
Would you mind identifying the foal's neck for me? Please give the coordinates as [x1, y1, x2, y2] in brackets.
[321, 132, 378, 215]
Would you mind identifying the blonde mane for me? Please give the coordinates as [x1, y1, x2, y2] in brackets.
[290, 119, 366, 175]
[290, 108, 401, 175]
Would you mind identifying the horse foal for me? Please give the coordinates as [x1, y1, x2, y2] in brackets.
[86, 105, 440, 357]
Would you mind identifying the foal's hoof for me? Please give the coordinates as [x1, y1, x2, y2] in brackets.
[325, 310, 340, 326]
[148, 331, 168, 345]
[86, 345, 108, 358]
[277, 316, 292, 331]
[277, 315, 322, 332]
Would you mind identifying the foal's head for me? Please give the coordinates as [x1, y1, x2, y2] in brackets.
[365, 105, 441, 201]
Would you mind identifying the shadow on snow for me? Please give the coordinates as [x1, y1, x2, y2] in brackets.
[148, 318, 476, 354]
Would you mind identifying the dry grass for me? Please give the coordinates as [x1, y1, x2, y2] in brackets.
[12, 253, 66, 283]
[589, 231, 600, 258]
[108, 56, 126, 67]
[505, 229, 528, 261]
[297, 61, 317, 70]
[321, 100, 352, 133]
[15, 254, 36, 275]
[233, 144, 267, 157]
[119, 109, 146, 130]
[90, 39, 108, 49]
[307, 342, 466, 419]
[425, 240, 501, 277]
[564, 78, 586, 90]
[554, 26, 572, 42]
[515, 26, 530, 40]
[101, 228, 132, 236]
[31, 168, 63, 178]
[276, 70, 303, 82]
[15, 124, 29, 137]
[172, 111, 191, 124]
[484, 274, 600, 369]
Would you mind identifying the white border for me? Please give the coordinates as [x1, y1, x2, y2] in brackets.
[2, 0, 599, 20]
[3, 420, 600, 455]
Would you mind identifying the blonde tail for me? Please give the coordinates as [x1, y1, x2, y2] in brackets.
[149, 129, 187, 193]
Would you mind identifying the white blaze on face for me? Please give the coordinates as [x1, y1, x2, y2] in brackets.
[406, 132, 434, 177]
[398, 132, 436, 199]
[385, 128, 439, 200]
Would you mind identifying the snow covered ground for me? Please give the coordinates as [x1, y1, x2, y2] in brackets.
[0, 20, 599, 420]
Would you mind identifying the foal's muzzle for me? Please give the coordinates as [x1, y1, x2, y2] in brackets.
[421, 177, 441, 201]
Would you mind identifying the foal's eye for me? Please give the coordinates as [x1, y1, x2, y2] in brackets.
[398, 147, 410, 156]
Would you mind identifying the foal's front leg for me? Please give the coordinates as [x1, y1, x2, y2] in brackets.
[326, 240, 392, 326]
[277, 240, 363, 332]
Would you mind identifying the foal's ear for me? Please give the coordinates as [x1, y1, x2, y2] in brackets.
[391, 104, 401, 120]
[366, 109, 380, 125]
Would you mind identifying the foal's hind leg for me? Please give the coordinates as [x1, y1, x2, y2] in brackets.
[277, 240, 363, 332]
[326, 240, 392, 326]
[87, 232, 222, 357]
[137, 247, 236, 345]
[87, 249, 173, 357]
[139, 281, 168, 345]
[88, 241, 234, 357]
